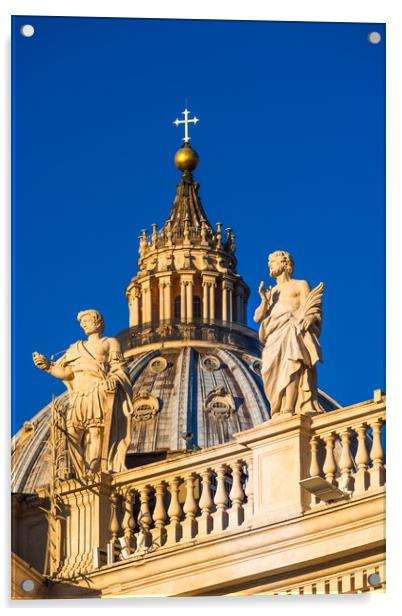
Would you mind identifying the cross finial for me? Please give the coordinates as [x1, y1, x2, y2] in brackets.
[173, 108, 199, 143]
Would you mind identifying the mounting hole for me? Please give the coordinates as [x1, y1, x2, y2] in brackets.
[368, 32, 381, 44]
[20, 24, 35, 37]
[368, 573, 381, 586]
[21, 579, 35, 592]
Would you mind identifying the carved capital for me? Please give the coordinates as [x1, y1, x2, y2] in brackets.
[129, 285, 141, 301]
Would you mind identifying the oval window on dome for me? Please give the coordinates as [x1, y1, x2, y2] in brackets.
[148, 356, 168, 374]
[202, 355, 220, 371]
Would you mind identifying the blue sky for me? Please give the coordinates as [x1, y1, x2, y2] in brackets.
[12, 16, 385, 434]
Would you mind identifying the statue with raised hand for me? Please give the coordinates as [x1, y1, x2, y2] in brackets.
[254, 251, 324, 417]
[33, 309, 133, 481]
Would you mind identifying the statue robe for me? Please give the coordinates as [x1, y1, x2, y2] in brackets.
[56, 339, 133, 473]
[259, 283, 324, 416]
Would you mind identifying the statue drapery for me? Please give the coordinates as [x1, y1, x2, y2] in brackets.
[258, 282, 324, 416]
[56, 338, 133, 477]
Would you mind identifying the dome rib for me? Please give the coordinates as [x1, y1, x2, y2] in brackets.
[217, 349, 270, 424]
[128, 351, 158, 380]
[174, 347, 193, 450]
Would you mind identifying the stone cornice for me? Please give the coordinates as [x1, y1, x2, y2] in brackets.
[233, 413, 313, 446]
[59, 491, 385, 598]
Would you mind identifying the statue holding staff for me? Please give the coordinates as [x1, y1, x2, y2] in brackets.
[254, 251, 324, 417]
[33, 309, 133, 481]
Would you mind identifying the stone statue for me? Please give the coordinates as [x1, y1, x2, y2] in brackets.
[33, 309, 133, 480]
[254, 251, 324, 417]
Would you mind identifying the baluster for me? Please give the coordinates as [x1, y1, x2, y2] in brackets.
[182, 473, 198, 540]
[228, 461, 245, 526]
[152, 481, 167, 547]
[369, 419, 385, 488]
[323, 433, 337, 485]
[338, 429, 353, 492]
[213, 465, 229, 531]
[135, 486, 152, 553]
[198, 469, 213, 535]
[244, 458, 254, 524]
[308, 436, 322, 507]
[121, 488, 136, 552]
[108, 492, 120, 564]
[166, 477, 183, 544]
[309, 436, 321, 477]
[354, 424, 370, 493]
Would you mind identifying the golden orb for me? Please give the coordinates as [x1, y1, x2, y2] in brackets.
[174, 144, 199, 172]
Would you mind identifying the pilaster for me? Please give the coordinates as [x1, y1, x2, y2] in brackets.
[202, 281, 209, 321]
[201, 272, 218, 323]
[127, 283, 141, 327]
[140, 277, 152, 325]
[210, 281, 216, 320]
[222, 277, 234, 322]
[186, 279, 194, 322]
[234, 284, 245, 325]
[155, 273, 173, 323]
[164, 278, 172, 321]
[179, 273, 195, 323]
[158, 280, 165, 322]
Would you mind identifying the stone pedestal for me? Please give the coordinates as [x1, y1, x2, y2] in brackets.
[165, 520, 182, 545]
[52, 473, 113, 577]
[212, 510, 228, 532]
[182, 517, 198, 540]
[228, 504, 244, 527]
[235, 414, 312, 525]
[197, 513, 213, 535]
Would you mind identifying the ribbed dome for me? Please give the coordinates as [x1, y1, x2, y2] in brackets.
[127, 347, 270, 452]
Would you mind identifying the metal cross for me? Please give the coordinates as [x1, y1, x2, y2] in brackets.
[173, 108, 199, 142]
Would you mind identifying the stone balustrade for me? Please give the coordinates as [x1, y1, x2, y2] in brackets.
[35, 394, 385, 581]
[102, 395, 386, 566]
[307, 395, 386, 501]
[107, 447, 252, 564]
